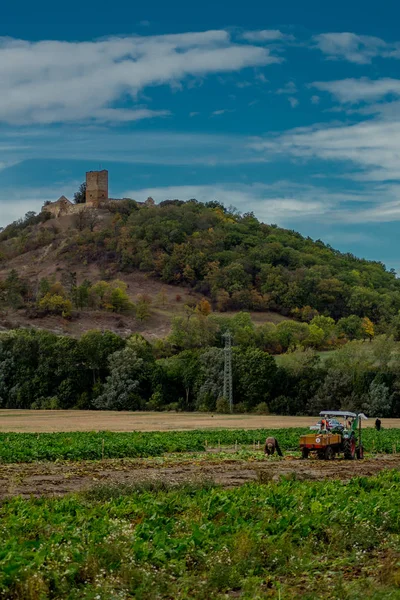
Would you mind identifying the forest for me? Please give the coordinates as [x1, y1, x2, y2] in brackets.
[1, 200, 400, 323]
[1, 324, 400, 417]
[2, 200, 400, 416]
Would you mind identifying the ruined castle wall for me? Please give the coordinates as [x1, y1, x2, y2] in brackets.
[44, 203, 62, 217]
[42, 202, 88, 218]
[86, 170, 108, 207]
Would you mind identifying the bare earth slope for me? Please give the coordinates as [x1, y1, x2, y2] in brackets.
[1, 454, 398, 499]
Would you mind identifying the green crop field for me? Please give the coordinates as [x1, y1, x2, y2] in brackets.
[0, 428, 399, 463]
[2, 472, 400, 599]
[3, 428, 400, 599]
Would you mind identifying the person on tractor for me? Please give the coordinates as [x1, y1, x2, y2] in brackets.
[320, 418, 329, 431]
[264, 437, 283, 457]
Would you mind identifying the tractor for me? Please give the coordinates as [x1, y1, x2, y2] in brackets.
[299, 411, 367, 460]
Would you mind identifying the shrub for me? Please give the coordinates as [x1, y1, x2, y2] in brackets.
[254, 402, 269, 415]
[38, 293, 72, 317]
[31, 397, 60, 410]
[216, 397, 230, 414]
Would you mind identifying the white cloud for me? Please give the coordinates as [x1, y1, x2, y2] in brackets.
[313, 32, 389, 64]
[0, 128, 267, 167]
[249, 117, 400, 182]
[312, 77, 400, 103]
[256, 73, 268, 84]
[0, 160, 19, 171]
[211, 109, 234, 116]
[0, 31, 278, 125]
[0, 199, 46, 226]
[288, 97, 299, 108]
[0, 184, 68, 226]
[311, 95, 320, 105]
[123, 181, 400, 225]
[124, 182, 326, 223]
[241, 30, 292, 43]
[276, 81, 297, 94]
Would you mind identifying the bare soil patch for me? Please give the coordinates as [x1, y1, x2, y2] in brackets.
[1, 410, 399, 433]
[1, 454, 398, 499]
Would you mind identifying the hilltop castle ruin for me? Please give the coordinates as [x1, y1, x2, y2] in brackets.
[86, 170, 108, 207]
[42, 169, 154, 218]
[43, 169, 110, 217]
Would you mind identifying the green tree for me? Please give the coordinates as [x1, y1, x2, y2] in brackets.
[3, 270, 26, 308]
[94, 347, 143, 410]
[336, 315, 363, 340]
[234, 348, 277, 410]
[310, 315, 336, 343]
[196, 347, 224, 410]
[275, 320, 309, 352]
[303, 324, 325, 349]
[160, 350, 200, 410]
[109, 286, 133, 313]
[135, 295, 152, 321]
[389, 312, 400, 341]
[37, 277, 51, 300]
[73, 182, 86, 204]
[91, 281, 109, 308]
[364, 381, 392, 417]
[169, 314, 218, 350]
[38, 293, 72, 317]
[79, 330, 125, 384]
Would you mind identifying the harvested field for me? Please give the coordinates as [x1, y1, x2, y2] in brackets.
[1, 453, 399, 499]
[1, 409, 400, 432]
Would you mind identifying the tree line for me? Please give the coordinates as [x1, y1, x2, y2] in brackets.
[0, 270, 151, 321]
[1, 326, 400, 417]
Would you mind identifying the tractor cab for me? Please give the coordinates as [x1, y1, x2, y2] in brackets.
[300, 411, 367, 460]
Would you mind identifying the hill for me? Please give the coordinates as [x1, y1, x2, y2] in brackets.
[0, 198, 399, 337]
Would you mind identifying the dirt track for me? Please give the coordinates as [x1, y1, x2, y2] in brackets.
[1, 410, 400, 433]
[1, 454, 399, 499]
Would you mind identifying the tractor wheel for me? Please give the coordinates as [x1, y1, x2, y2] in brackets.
[356, 445, 364, 460]
[325, 446, 334, 460]
[301, 447, 310, 460]
[343, 438, 356, 460]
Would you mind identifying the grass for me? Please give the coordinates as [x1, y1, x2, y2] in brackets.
[0, 428, 399, 463]
[2, 472, 400, 599]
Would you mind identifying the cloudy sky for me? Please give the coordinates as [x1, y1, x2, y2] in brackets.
[2, 0, 400, 270]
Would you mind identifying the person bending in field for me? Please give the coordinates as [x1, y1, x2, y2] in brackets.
[264, 437, 283, 457]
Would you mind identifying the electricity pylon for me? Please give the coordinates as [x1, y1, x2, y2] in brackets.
[223, 331, 233, 413]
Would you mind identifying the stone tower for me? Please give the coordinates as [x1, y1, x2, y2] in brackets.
[86, 170, 108, 207]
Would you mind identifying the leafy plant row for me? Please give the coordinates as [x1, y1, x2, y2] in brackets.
[2, 471, 400, 599]
[0, 427, 398, 463]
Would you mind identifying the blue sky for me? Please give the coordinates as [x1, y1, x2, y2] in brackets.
[2, 0, 400, 271]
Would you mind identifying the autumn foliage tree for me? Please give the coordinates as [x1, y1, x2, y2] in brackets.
[362, 317, 375, 341]
[195, 298, 212, 316]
